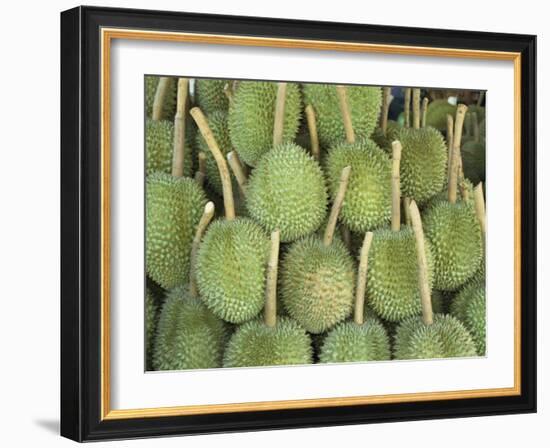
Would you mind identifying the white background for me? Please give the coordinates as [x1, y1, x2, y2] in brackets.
[0, 0, 546, 447]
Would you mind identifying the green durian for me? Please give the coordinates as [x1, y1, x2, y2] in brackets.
[152, 287, 227, 370]
[246, 143, 328, 242]
[325, 139, 391, 232]
[451, 280, 486, 355]
[394, 314, 477, 359]
[146, 172, 207, 289]
[228, 81, 302, 166]
[145, 76, 177, 120]
[302, 84, 382, 147]
[145, 288, 159, 370]
[425, 99, 457, 131]
[195, 79, 230, 114]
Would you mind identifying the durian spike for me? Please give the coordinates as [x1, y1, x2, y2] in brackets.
[477, 91, 485, 107]
[223, 82, 234, 105]
[227, 151, 248, 197]
[273, 82, 288, 147]
[472, 112, 480, 143]
[448, 104, 468, 204]
[305, 104, 320, 161]
[474, 182, 486, 236]
[381, 87, 393, 136]
[194, 152, 206, 187]
[323, 165, 352, 247]
[354, 232, 374, 325]
[152, 77, 171, 121]
[391, 140, 402, 232]
[403, 197, 412, 226]
[190, 107, 236, 220]
[446, 114, 454, 183]
[172, 78, 189, 178]
[264, 229, 281, 328]
[412, 88, 421, 129]
[336, 85, 356, 143]
[409, 200, 433, 326]
[189, 202, 215, 298]
[403, 88, 411, 128]
[421, 97, 429, 128]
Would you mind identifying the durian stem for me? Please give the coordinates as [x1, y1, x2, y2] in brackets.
[409, 200, 433, 326]
[354, 232, 374, 326]
[459, 179, 470, 202]
[391, 140, 402, 232]
[474, 182, 486, 236]
[336, 85, 356, 143]
[472, 112, 480, 143]
[172, 78, 189, 178]
[446, 114, 454, 183]
[194, 152, 206, 187]
[190, 107, 236, 220]
[412, 88, 421, 129]
[273, 82, 287, 147]
[305, 104, 320, 161]
[264, 229, 281, 328]
[323, 165, 352, 247]
[223, 82, 234, 105]
[189, 202, 215, 298]
[448, 104, 468, 204]
[403, 197, 412, 226]
[227, 151, 248, 197]
[152, 77, 171, 121]
[421, 97, 429, 128]
[381, 87, 393, 136]
[403, 88, 411, 128]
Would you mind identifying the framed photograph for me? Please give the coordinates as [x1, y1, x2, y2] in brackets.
[60, 6, 536, 442]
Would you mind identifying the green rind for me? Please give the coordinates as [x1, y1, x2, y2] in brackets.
[195, 79, 230, 114]
[425, 99, 457, 131]
[450, 280, 486, 355]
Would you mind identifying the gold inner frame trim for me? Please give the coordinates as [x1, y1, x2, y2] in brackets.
[100, 27, 522, 421]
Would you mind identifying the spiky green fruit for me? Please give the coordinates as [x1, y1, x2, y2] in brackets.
[325, 139, 391, 232]
[319, 319, 390, 363]
[145, 76, 177, 120]
[196, 218, 270, 323]
[302, 84, 382, 147]
[461, 141, 486, 185]
[367, 227, 434, 322]
[145, 119, 194, 177]
[223, 317, 312, 367]
[246, 143, 328, 242]
[281, 236, 355, 334]
[394, 314, 477, 359]
[145, 289, 159, 370]
[425, 99, 457, 131]
[423, 200, 483, 291]
[228, 81, 302, 166]
[195, 79, 230, 114]
[146, 173, 207, 289]
[397, 126, 448, 204]
[153, 288, 227, 370]
[451, 280, 486, 355]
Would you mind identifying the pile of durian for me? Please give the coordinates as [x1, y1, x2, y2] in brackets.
[145, 77, 487, 371]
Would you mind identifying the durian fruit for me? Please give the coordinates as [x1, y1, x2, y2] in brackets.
[191, 107, 270, 323]
[145, 76, 177, 120]
[152, 202, 229, 370]
[195, 78, 230, 114]
[324, 86, 392, 232]
[367, 141, 433, 322]
[450, 279, 486, 355]
[425, 98, 457, 131]
[281, 166, 356, 334]
[224, 230, 313, 367]
[246, 142, 328, 242]
[393, 201, 477, 360]
[302, 83, 382, 147]
[397, 89, 448, 204]
[461, 112, 486, 185]
[423, 105, 483, 291]
[145, 288, 159, 370]
[228, 81, 302, 166]
[319, 232, 391, 363]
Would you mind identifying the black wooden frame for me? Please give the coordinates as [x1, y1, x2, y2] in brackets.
[60, 5, 537, 442]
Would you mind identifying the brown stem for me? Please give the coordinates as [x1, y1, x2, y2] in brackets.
[305, 104, 320, 161]
[472, 112, 480, 143]
[264, 229, 281, 327]
[323, 165, 352, 246]
[171, 78, 189, 178]
[391, 141, 402, 232]
[381, 87, 392, 136]
[190, 107, 236, 220]
[412, 88, 421, 129]
[403, 197, 412, 226]
[194, 152, 206, 187]
[273, 82, 287, 147]
[403, 88, 411, 128]
[227, 151, 248, 197]
[421, 97, 429, 128]
[448, 104, 468, 204]
[446, 114, 454, 183]
[459, 180, 470, 202]
[354, 232, 374, 325]
[474, 182, 486, 236]
[409, 200, 433, 325]
[152, 77, 171, 121]
[336, 85, 355, 143]
[189, 202, 215, 298]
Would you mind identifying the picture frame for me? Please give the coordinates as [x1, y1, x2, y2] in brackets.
[60, 5, 537, 442]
